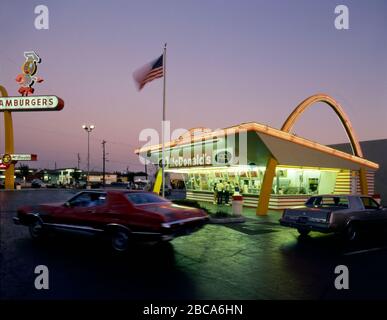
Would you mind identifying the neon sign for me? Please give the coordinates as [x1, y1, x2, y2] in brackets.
[0, 96, 63, 112]
[15, 51, 44, 96]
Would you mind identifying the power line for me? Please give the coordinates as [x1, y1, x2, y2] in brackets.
[102, 140, 107, 186]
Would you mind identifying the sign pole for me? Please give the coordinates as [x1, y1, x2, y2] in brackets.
[0, 52, 64, 191]
[162, 43, 167, 198]
[0, 86, 15, 190]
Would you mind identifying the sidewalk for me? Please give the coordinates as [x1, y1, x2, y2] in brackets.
[197, 201, 283, 222]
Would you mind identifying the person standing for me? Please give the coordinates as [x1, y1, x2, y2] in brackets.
[224, 181, 230, 206]
[242, 182, 249, 194]
[213, 182, 218, 204]
[217, 180, 224, 204]
[234, 182, 240, 195]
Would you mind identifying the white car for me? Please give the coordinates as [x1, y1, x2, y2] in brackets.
[31, 179, 46, 188]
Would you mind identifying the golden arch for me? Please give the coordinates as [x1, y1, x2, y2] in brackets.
[281, 94, 363, 157]
[257, 93, 369, 215]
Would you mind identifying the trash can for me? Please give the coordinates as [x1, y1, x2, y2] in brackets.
[232, 195, 243, 216]
[16, 184, 21, 190]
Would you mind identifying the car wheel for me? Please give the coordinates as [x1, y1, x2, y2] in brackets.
[345, 223, 358, 241]
[111, 230, 130, 252]
[29, 220, 44, 239]
[297, 228, 310, 237]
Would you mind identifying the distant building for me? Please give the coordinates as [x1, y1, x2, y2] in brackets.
[0, 167, 37, 182]
[43, 169, 118, 185]
[89, 172, 117, 185]
[42, 168, 84, 185]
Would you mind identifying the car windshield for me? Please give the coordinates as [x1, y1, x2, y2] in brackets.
[306, 196, 349, 208]
[126, 192, 169, 205]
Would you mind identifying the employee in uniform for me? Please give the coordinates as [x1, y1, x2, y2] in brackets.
[224, 181, 230, 206]
[217, 180, 224, 204]
[213, 182, 218, 204]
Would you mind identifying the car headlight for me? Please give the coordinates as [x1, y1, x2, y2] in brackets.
[162, 223, 171, 228]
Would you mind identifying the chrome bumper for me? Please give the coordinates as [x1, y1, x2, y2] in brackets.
[279, 219, 331, 233]
[161, 216, 209, 228]
[13, 217, 21, 225]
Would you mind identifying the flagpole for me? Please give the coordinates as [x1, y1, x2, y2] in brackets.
[162, 43, 167, 198]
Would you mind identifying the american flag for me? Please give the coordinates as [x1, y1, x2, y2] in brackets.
[133, 55, 163, 90]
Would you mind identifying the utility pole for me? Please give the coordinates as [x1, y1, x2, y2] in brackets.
[77, 153, 80, 170]
[102, 140, 106, 187]
[82, 124, 95, 187]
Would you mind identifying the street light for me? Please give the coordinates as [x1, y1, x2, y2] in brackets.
[82, 124, 95, 186]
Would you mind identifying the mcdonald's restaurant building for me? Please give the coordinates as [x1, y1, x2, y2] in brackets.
[136, 121, 379, 214]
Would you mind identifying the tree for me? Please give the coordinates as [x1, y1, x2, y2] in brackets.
[18, 165, 30, 180]
[71, 169, 81, 184]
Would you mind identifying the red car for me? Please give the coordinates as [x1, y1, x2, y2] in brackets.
[13, 190, 209, 252]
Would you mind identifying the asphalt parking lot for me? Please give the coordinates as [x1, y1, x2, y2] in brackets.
[2, 189, 387, 300]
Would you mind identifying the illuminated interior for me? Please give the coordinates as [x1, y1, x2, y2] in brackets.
[166, 165, 340, 196]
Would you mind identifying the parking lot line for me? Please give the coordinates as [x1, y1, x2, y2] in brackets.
[344, 247, 385, 256]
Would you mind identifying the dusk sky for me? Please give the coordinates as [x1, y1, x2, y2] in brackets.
[0, 0, 386, 172]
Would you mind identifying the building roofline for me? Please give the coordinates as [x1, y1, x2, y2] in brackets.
[134, 121, 379, 170]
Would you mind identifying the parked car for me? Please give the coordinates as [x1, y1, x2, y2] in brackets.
[280, 194, 387, 241]
[45, 182, 57, 188]
[109, 182, 130, 189]
[90, 182, 103, 188]
[13, 190, 209, 252]
[73, 181, 87, 189]
[31, 179, 46, 188]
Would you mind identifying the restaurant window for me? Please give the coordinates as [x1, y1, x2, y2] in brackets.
[274, 168, 329, 195]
